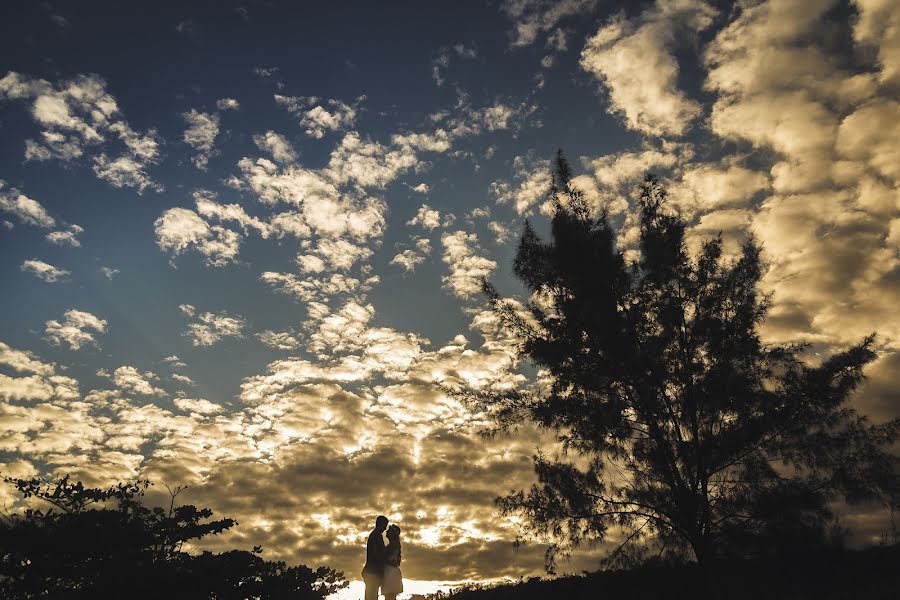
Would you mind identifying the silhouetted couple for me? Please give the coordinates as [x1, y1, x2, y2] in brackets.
[361, 515, 403, 600]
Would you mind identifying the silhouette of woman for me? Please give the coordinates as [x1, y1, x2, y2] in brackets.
[382, 524, 403, 600]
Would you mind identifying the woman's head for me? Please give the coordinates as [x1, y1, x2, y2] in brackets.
[386, 524, 401, 541]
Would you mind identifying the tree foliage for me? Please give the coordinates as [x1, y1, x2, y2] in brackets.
[0, 475, 346, 599]
[476, 151, 900, 569]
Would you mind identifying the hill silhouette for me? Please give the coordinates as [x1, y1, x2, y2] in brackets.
[426, 544, 900, 600]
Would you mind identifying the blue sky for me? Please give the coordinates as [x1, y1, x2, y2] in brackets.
[2, 0, 899, 595]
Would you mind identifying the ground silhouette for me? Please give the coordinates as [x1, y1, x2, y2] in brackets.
[426, 543, 900, 599]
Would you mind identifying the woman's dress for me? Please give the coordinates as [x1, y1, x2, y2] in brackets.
[383, 544, 403, 595]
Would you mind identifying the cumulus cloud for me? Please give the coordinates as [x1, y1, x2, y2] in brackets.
[154, 206, 241, 267]
[44, 309, 107, 350]
[407, 204, 443, 230]
[113, 365, 166, 396]
[182, 109, 220, 170]
[45, 224, 84, 247]
[580, 0, 717, 137]
[216, 97, 240, 111]
[441, 231, 497, 299]
[390, 238, 432, 272]
[253, 130, 297, 163]
[257, 329, 302, 350]
[489, 154, 551, 214]
[181, 308, 246, 347]
[0, 72, 162, 192]
[0, 181, 56, 228]
[21, 259, 69, 283]
[0, 340, 79, 404]
[275, 94, 362, 138]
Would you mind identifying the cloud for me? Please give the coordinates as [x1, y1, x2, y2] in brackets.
[257, 329, 302, 350]
[407, 204, 442, 230]
[325, 132, 419, 189]
[46, 224, 84, 247]
[260, 271, 372, 304]
[173, 397, 224, 415]
[216, 97, 240, 111]
[113, 365, 166, 396]
[100, 266, 119, 279]
[182, 309, 247, 347]
[182, 109, 220, 170]
[154, 206, 242, 267]
[275, 94, 362, 138]
[0, 341, 56, 376]
[432, 44, 478, 86]
[0, 72, 162, 192]
[390, 238, 432, 272]
[0, 181, 56, 228]
[488, 221, 512, 244]
[580, 0, 717, 137]
[21, 259, 70, 283]
[440, 231, 497, 299]
[170, 373, 195, 386]
[44, 309, 107, 350]
[253, 130, 297, 163]
[490, 154, 551, 215]
[500, 0, 599, 47]
[0, 340, 79, 404]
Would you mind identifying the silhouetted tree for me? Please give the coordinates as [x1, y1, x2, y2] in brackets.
[0, 475, 346, 599]
[474, 151, 900, 569]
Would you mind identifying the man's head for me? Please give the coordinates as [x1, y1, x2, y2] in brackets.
[375, 515, 388, 532]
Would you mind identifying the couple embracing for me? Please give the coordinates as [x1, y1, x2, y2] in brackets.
[361, 515, 403, 600]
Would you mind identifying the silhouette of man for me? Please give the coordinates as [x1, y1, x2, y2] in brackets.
[362, 515, 388, 600]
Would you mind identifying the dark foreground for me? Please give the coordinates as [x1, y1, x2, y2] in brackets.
[426, 544, 900, 600]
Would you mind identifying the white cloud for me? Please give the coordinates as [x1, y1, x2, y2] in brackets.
[301, 238, 373, 272]
[580, 0, 716, 137]
[391, 238, 432, 272]
[0, 72, 162, 192]
[173, 397, 224, 415]
[113, 365, 166, 396]
[182, 309, 246, 347]
[408, 204, 442, 230]
[257, 329, 302, 350]
[21, 259, 69, 283]
[154, 206, 242, 267]
[488, 221, 512, 244]
[325, 131, 419, 189]
[441, 231, 497, 299]
[0, 341, 56, 376]
[170, 373, 194, 386]
[0, 182, 56, 228]
[100, 266, 119, 279]
[182, 109, 220, 170]
[216, 97, 240, 111]
[253, 130, 297, 163]
[0, 341, 79, 403]
[490, 154, 551, 215]
[260, 271, 372, 304]
[44, 309, 107, 350]
[275, 94, 362, 138]
[46, 224, 83, 247]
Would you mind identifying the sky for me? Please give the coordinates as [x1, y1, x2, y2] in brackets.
[1, 0, 899, 596]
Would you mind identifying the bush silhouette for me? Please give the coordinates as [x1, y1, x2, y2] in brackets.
[0, 475, 346, 600]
